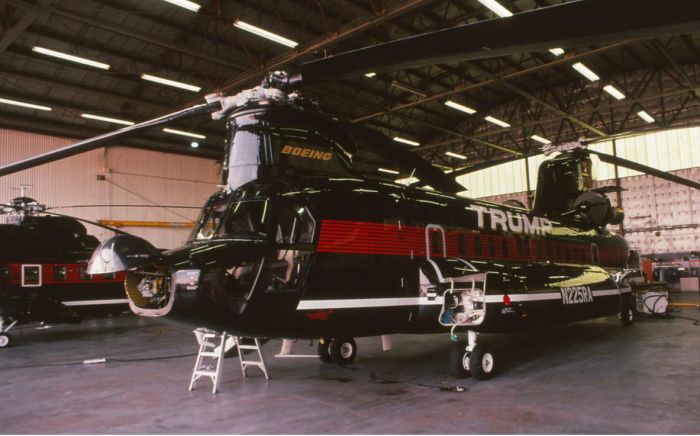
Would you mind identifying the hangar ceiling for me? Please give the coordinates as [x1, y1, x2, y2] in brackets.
[1, 0, 699, 172]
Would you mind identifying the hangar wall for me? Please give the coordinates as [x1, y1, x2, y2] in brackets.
[0, 128, 221, 249]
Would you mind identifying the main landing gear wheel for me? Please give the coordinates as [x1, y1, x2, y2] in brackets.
[329, 338, 357, 365]
[0, 332, 12, 349]
[449, 343, 471, 378]
[317, 339, 333, 363]
[620, 302, 635, 326]
[469, 344, 496, 380]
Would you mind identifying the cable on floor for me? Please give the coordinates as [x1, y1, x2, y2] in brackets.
[0, 352, 197, 370]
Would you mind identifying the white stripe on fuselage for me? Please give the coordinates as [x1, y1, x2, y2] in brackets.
[296, 288, 622, 310]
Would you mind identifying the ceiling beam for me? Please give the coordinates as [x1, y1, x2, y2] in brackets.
[219, 0, 435, 92]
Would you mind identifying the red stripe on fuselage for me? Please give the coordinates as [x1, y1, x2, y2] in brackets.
[317, 219, 627, 266]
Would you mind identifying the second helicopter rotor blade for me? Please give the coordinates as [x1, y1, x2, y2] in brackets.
[298, 0, 700, 84]
[587, 150, 700, 190]
[0, 101, 220, 177]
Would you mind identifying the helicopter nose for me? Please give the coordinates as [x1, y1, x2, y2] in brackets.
[88, 234, 161, 274]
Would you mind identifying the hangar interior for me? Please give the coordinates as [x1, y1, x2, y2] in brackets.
[1, 0, 700, 434]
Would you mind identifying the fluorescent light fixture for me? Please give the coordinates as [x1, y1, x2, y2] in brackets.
[378, 167, 400, 175]
[572, 62, 600, 82]
[484, 115, 510, 128]
[233, 20, 298, 48]
[395, 176, 420, 185]
[637, 110, 655, 123]
[445, 100, 476, 115]
[140, 74, 201, 92]
[163, 128, 206, 139]
[0, 97, 51, 111]
[32, 46, 110, 70]
[478, 0, 513, 17]
[603, 84, 626, 100]
[391, 81, 427, 97]
[549, 48, 565, 56]
[162, 0, 201, 12]
[531, 134, 551, 145]
[393, 136, 420, 146]
[81, 113, 134, 126]
[445, 151, 467, 160]
[190, 141, 200, 148]
[364, 72, 377, 78]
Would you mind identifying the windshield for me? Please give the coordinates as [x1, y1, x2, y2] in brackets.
[190, 199, 228, 241]
[190, 198, 269, 241]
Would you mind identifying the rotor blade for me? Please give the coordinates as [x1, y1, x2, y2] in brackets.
[0, 101, 220, 177]
[587, 150, 700, 190]
[298, 0, 700, 84]
[450, 153, 533, 178]
[43, 211, 128, 235]
[340, 123, 465, 193]
[45, 204, 201, 210]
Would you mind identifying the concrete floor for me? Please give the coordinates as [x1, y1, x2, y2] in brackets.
[1, 294, 699, 434]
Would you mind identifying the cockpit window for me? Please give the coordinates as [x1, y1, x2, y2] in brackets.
[191, 201, 228, 240]
[276, 201, 315, 244]
[191, 199, 269, 241]
[218, 200, 268, 239]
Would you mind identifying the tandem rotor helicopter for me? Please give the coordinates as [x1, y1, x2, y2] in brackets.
[2, 0, 700, 378]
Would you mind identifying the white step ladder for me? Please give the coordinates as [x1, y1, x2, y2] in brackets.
[236, 337, 269, 380]
[188, 329, 229, 394]
[188, 329, 269, 394]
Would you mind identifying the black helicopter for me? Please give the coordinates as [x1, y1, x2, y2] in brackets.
[2, 0, 700, 377]
[0, 191, 127, 348]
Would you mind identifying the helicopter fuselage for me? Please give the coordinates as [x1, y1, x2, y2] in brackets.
[93, 176, 630, 339]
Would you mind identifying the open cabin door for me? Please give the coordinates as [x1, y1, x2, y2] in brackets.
[414, 256, 487, 330]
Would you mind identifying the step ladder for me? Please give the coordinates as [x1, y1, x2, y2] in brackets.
[235, 337, 269, 380]
[188, 328, 229, 394]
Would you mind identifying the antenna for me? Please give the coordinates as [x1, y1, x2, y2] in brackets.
[11, 184, 33, 197]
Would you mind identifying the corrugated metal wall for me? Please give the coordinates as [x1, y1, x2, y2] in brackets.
[0, 128, 221, 248]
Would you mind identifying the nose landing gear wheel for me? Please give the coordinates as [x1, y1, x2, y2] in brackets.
[329, 338, 357, 365]
[449, 343, 471, 378]
[0, 332, 12, 349]
[317, 339, 333, 363]
[468, 344, 496, 381]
